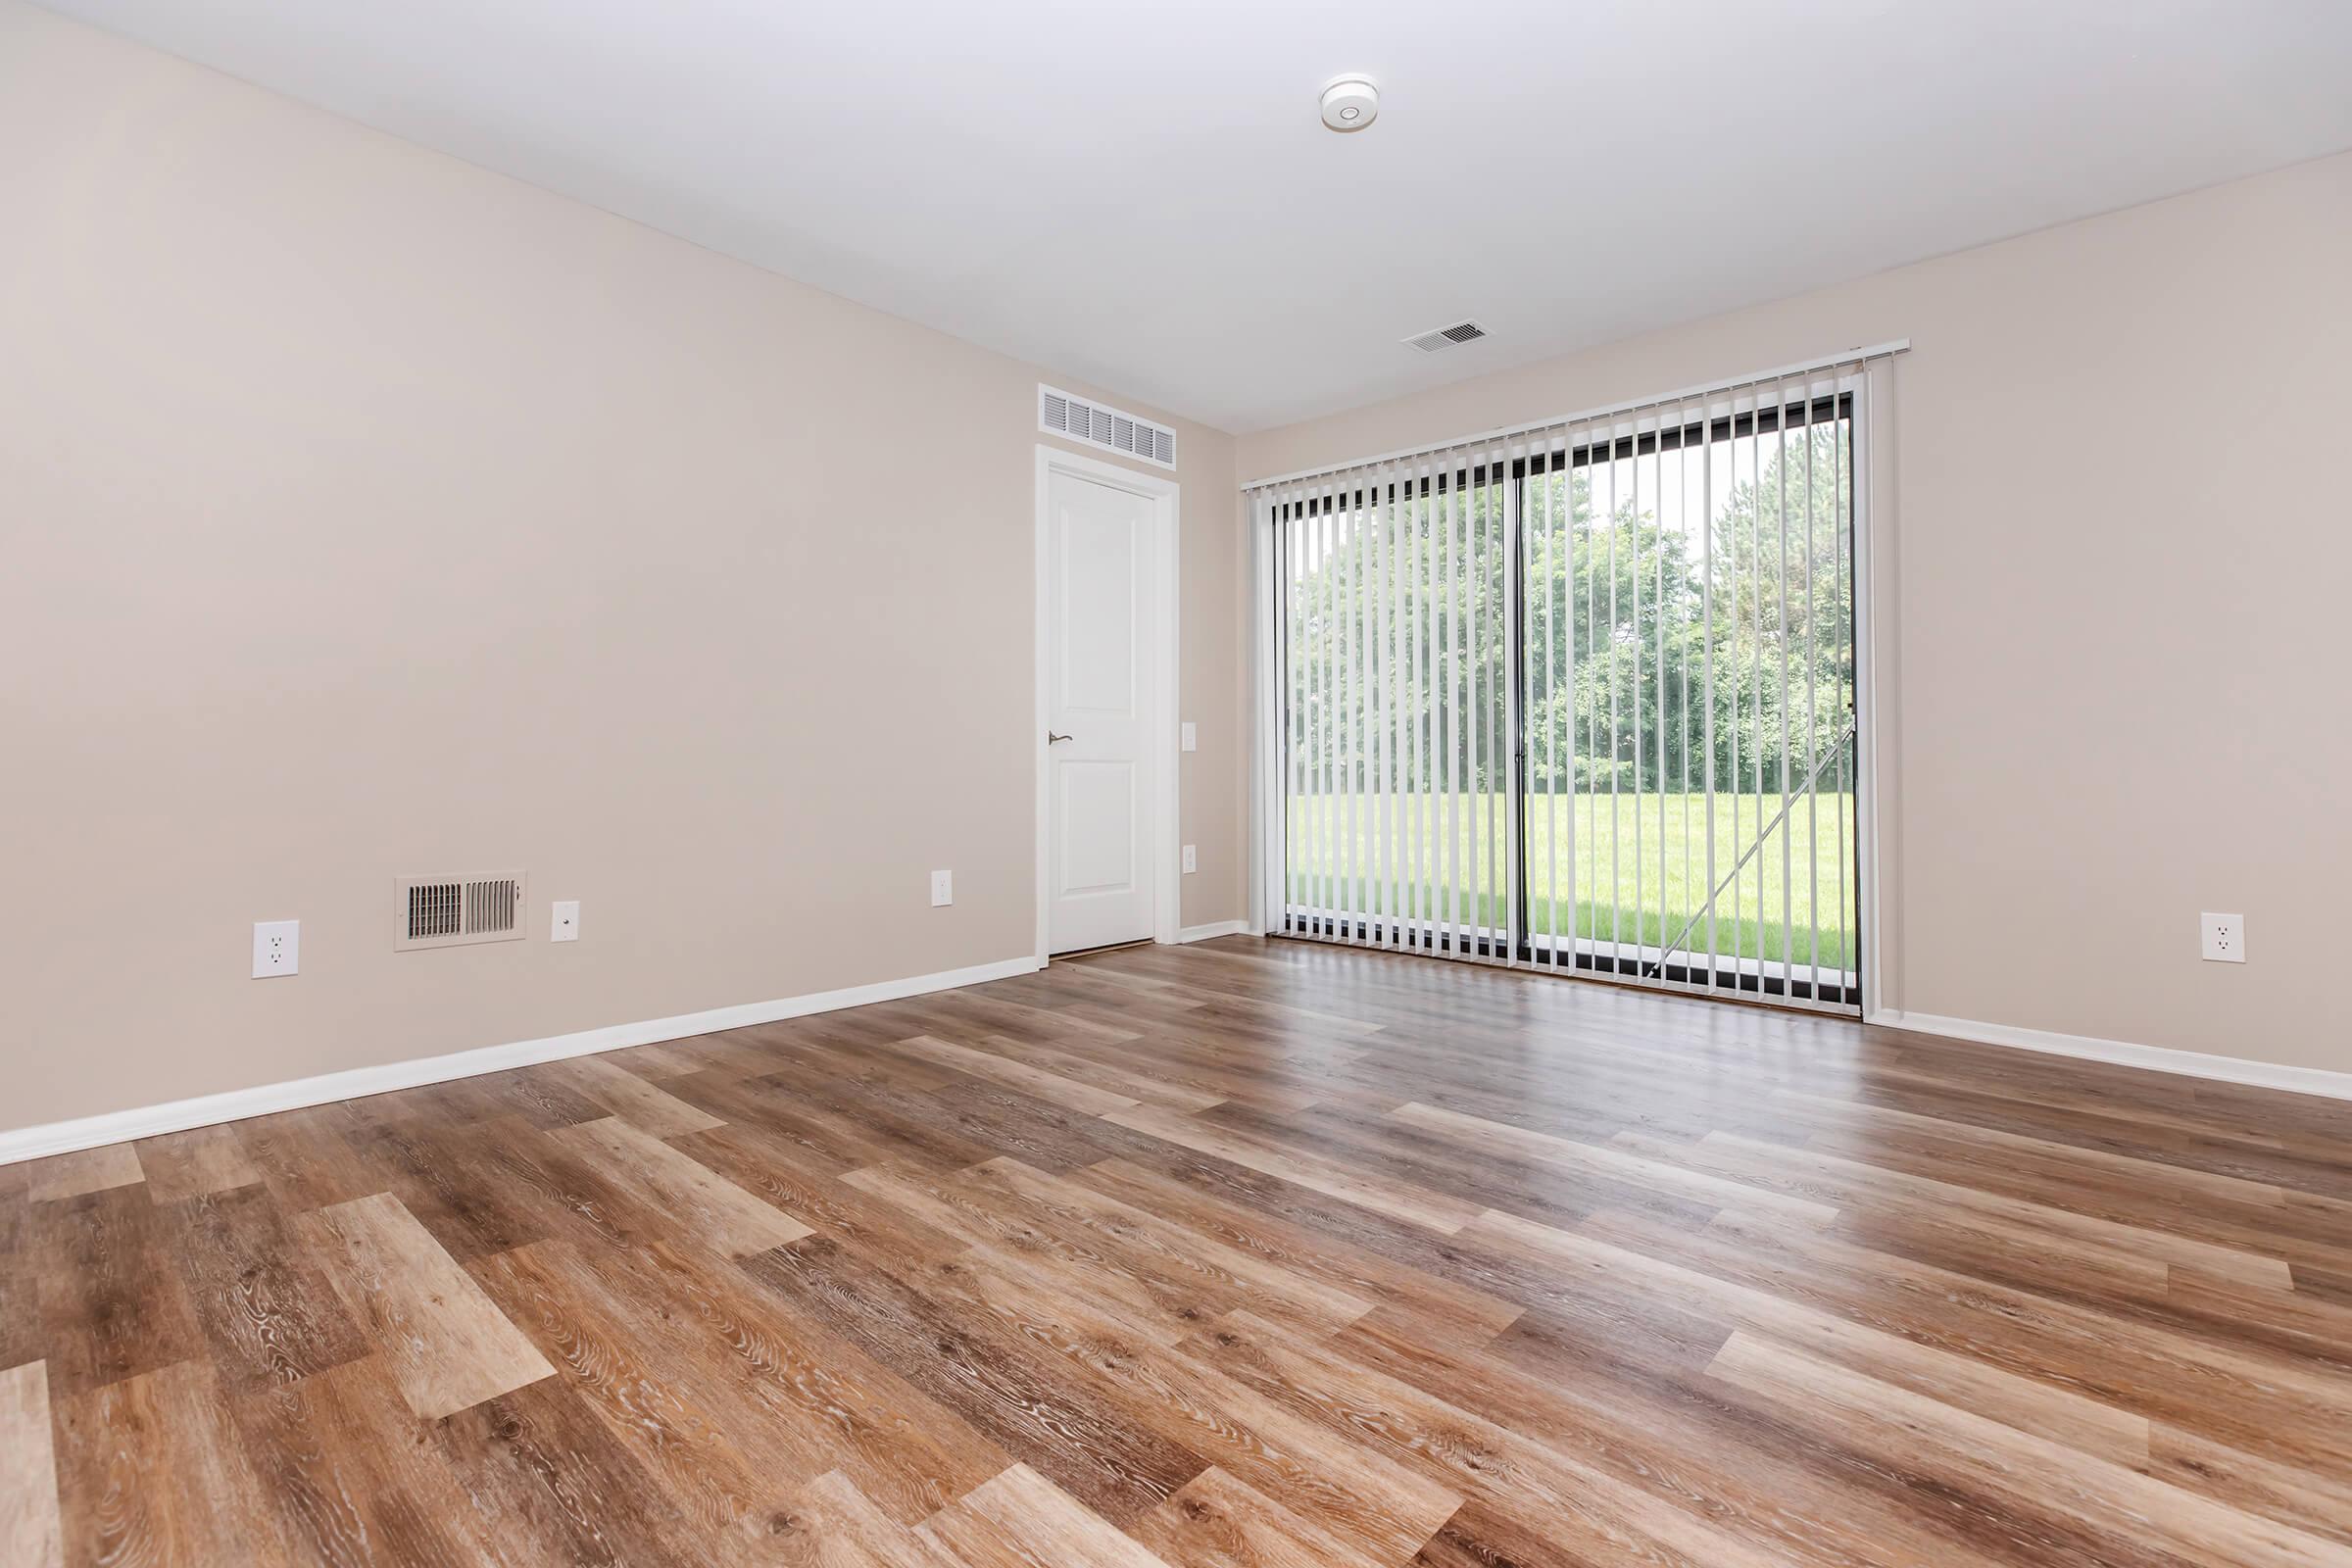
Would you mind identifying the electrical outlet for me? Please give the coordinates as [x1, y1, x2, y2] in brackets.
[252, 919, 300, 978]
[551, 900, 580, 942]
[930, 869, 954, 907]
[1180, 721, 1197, 753]
[2200, 911, 2245, 963]
[1182, 845, 1198, 874]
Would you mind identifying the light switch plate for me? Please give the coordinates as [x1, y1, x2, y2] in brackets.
[551, 900, 580, 942]
[253, 919, 300, 978]
[1180, 721, 1197, 753]
[1182, 845, 1198, 874]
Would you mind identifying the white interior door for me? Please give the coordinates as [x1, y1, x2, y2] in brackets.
[1045, 468, 1157, 955]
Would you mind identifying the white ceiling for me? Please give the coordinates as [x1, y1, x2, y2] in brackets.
[40, 0, 2352, 433]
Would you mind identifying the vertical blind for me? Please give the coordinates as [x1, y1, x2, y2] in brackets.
[1252, 350, 1892, 1013]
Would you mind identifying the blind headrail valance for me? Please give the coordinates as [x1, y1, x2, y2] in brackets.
[1241, 339, 1909, 494]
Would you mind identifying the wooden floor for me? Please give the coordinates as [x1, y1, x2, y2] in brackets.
[6, 938, 2352, 1567]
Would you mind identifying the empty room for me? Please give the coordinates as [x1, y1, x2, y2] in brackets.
[5, 2, 2351, 1563]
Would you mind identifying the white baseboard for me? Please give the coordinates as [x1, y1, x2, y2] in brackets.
[1867, 1007, 2352, 1103]
[1172, 919, 1252, 944]
[0, 955, 1045, 1167]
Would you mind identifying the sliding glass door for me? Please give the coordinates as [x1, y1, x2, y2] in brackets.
[1279, 455, 1508, 956]
[1264, 364, 1867, 1013]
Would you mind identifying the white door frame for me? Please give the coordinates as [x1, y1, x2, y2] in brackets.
[1035, 443, 1181, 961]
[1851, 359, 1895, 1019]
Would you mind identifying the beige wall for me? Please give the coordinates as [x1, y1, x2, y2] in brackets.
[0, 2, 1246, 1135]
[1241, 152, 2352, 1076]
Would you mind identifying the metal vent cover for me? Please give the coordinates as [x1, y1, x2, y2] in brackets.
[396, 871, 526, 951]
[1039, 385, 1177, 470]
[1403, 319, 1490, 353]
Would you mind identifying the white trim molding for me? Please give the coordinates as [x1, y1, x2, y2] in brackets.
[1034, 442, 1183, 961]
[1248, 489, 1282, 938]
[1869, 1008, 2352, 1103]
[1851, 356, 1896, 1016]
[0, 955, 1044, 1167]
[1172, 919, 1251, 945]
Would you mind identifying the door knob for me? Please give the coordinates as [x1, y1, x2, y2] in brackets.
[1047, 731, 1073, 744]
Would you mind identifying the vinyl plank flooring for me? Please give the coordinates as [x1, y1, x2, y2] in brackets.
[464, 1065, 615, 1131]
[1466, 1206, 2155, 1462]
[301, 1191, 557, 1420]
[435, 1378, 720, 1568]
[735, 1060, 1002, 1173]
[0, 1361, 62, 1568]
[1190, 1310, 1788, 1568]
[668, 1121, 968, 1259]
[1103, 1102, 1484, 1234]
[1390, 1100, 1840, 1225]
[839, 1161, 1221, 1348]
[227, 1354, 515, 1568]
[1769, 1087, 2291, 1207]
[354, 1116, 555, 1262]
[32, 1184, 205, 1399]
[879, 1033, 1144, 1116]
[1412, 1497, 1615, 1568]
[920, 1076, 1151, 1173]
[1698, 1129, 2298, 1288]
[23, 1147, 143, 1205]
[1076, 1156, 1526, 1347]
[236, 1102, 383, 1213]
[964, 1032, 1229, 1112]
[778, 1467, 964, 1568]
[1128, 1464, 1384, 1568]
[1353, 1307, 2000, 1568]
[5, 937, 2350, 1567]
[53, 1358, 293, 1567]
[556, 1054, 727, 1139]
[1706, 1332, 2352, 1568]
[467, 1241, 784, 1542]
[549, 1115, 811, 1256]
[969, 1155, 1375, 1336]
[2143, 1424, 2352, 1547]
[600, 1237, 1010, 1526]
[744, 1234, 1209, 1527]
[1634, 1207, 2352, 1471]
[171, 1184, 369, 1393]
[0, 1204, 38, 1374]
[1062, 1309, 1464, 1562]
[134, 1122, 261, 1202]
[919, 1462, 1175, 1568]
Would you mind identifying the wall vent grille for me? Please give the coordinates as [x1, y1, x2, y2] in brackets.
[1403, 319, 1491, 353]
[397, 871, 526, 951]
[1040, 385, 1177, 469]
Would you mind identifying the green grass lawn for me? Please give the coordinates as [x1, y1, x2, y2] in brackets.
[1287, 791, 1857, 971]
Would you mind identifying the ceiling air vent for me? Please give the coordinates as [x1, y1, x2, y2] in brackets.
[1040, 385, 1177, 470]
[1403, 319, 1490, 354]
[396, 871, 526, 951]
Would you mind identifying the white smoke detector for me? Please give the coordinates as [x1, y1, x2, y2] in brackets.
[1320, 75, 1379, 132]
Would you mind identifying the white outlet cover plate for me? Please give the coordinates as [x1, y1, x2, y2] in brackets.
[551, 900, 580, 942]
[1182, 845, 1197, 874]
[253, 918, 300, 978]
[1180, 721, 1197, 753]
[931, 870, 953, 906]
[2200, 911, 2245, 962]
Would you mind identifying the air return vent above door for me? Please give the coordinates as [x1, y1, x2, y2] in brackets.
[1040, 385, 1177, 470]
[1403, 319, 1490, 353]
[396, 871, 526, 951]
